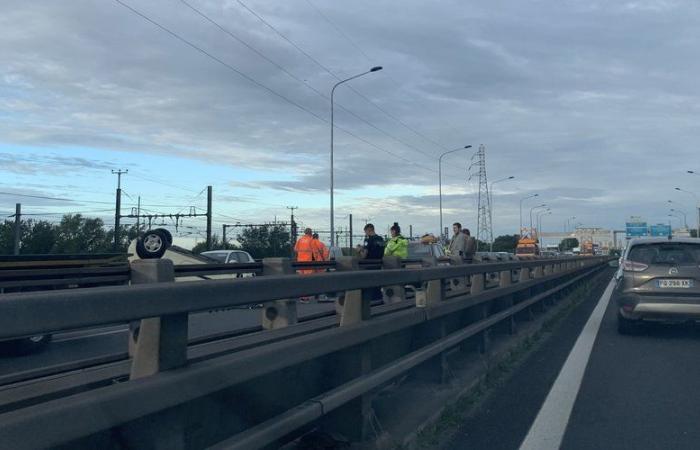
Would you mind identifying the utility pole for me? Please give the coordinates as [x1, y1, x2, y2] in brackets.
[206, 185, 213, 250]
[348, 213, 353, 249]
[111, 169, 128, 251]
[472, 145, 492, 251]
[287, 206, 298, 257]
[13, 203, 21, 255]
[136, 196, 141, 235]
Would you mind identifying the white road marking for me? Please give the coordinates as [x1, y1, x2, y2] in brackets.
[519, 279, 615, 450]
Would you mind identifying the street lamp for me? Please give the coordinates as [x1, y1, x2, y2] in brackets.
[488, 175, 515, 251]
[519, 194, 539, 237]
[676, 184, 700, 238]
[330, 65, 383, 247]
[439, 145, 472, 240]
[670, 208, 688, 228]
[529, 204, 547, 236]
[537, 210, 552, 248]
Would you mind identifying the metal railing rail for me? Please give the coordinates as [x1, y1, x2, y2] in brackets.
[0, 257, 587, 339]
[0, 256, 609, 449]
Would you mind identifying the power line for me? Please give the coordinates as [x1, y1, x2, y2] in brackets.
[178, 0, 440, 163]
[0, 191, 116, 205]
[113, 0, 438, 173]
[303, 0, 467, 148]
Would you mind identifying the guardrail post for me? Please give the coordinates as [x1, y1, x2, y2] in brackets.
[323, 255, 373, 440]
[130, 259, 187, 380]
[449, 255, 469, 293]
[335, 257, 371, 326]
[126, 259, 186, 450]
[469, 272, 490, 353]
[499, 270, 516, 335]
[382, 256, 406, 304]
[261, 258, 298, 330]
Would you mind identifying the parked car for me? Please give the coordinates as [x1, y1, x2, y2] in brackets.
[407, 241, 446, 259]
[200, 250, 255, 264]
[613, 237, 700, 334]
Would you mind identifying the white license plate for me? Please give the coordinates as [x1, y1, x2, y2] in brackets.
[657, 279, 693, 288]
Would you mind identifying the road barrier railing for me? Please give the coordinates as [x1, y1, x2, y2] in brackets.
[0, 255, 609, 450]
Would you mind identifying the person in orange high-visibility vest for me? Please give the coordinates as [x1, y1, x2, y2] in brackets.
[312, 233, 330, 262]
[294, 228, 316, 302]
[294, 228, 315, 269]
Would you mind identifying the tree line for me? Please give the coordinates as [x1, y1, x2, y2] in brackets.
[0, 215, 138, 255]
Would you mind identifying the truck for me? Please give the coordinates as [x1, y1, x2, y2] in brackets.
[515, 237, 539, 257]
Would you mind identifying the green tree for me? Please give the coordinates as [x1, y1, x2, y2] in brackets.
[53, 214, 111, 253]
[559, 237, 579, 252]
[21, 220, 57, 254]
[491, 234, 520, 253]
[191, 234, 231, 254]
[236, 225, 291, 258]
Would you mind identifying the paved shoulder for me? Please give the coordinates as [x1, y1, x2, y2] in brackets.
[444, 269, 614, 450]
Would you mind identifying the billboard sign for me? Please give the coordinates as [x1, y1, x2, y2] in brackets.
[650, 224, 672, 237]
[626, 221, 648, 237]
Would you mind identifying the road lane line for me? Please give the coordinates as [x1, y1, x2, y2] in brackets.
[519, 278, 615, 450]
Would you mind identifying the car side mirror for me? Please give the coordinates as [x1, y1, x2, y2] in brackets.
[608, 259, 619, 268]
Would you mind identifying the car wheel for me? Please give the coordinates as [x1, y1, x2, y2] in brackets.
[153, 228, 173, 246]
[136, 229, 169, 259]
[617, 312, 639, 335]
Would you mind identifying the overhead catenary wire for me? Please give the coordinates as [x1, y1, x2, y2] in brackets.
[177, 0, 442, 164]
[112, 0, 439, 173]
[304, 0, 468, 150]
[237, 0, 454, 154]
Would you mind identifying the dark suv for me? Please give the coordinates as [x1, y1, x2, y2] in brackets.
[614, 237, 700, 334]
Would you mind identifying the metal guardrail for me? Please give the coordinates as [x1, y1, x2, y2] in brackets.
[0, 255, 610, 449]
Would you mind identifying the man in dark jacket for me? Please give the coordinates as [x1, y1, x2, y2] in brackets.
[360, 223, 384, 301]
[361, 223, 385, 259]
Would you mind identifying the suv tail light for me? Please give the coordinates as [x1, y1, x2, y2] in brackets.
[622, 260, 648, 272]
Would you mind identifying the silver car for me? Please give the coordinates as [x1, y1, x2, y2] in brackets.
[613, 237, 700, 334]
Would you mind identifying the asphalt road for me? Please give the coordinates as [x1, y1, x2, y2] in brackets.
[0, 302, 336, 379]
[444, 268, 700, 450]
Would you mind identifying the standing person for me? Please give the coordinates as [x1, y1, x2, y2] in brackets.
[449, 222, 468, 259]
[462, 228, 477, 262]
[360, 223, 384, 301]
[385, 222, 408, 259]
[311, 233, 329, 262]
[360, 223, 385, 259]
[294, 228, 315, 302]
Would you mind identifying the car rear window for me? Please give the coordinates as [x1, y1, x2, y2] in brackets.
[203, 252, 228, 263]
[408, 243, 430, 257]
[628, 243, 700, 265]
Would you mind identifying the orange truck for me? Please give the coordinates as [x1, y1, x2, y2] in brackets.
[515, 237, 539, 257]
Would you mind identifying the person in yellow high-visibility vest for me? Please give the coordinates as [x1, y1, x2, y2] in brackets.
[384, 222, 408, 258]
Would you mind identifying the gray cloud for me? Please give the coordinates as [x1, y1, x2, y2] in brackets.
[2, 0, 700, 235]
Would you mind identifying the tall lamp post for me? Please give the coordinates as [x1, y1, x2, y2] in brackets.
[439, 145, 472, 240]
[488, 175, 515, 251]
[537, 209, 552, 248]
[519, 194, 539, 237]
[529, 203, 547, 236]
[330, 66, 383, 247]
[676, 183, 700, 237]
[669, 207, 688, 228]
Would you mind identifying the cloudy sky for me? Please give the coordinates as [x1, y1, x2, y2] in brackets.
[2, 0, 700, 246]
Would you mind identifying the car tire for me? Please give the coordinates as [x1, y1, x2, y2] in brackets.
[136, 229, 169, 259]
[153, 228, 173, 247]
[617, 312, 638, 335]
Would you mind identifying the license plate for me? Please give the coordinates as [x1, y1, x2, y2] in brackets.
[657, 279, 693, 288]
